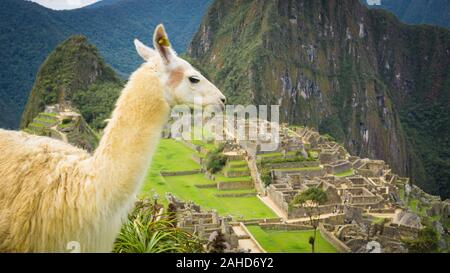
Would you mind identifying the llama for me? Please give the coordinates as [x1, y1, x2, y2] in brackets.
[0, 24, 225, 252]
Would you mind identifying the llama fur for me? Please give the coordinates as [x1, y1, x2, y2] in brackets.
[0, 24, 225, 252]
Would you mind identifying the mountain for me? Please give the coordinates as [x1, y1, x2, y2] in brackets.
[188, 0, 450, 199]
[86, 0, 123, 9]
[23, 108, 100, 152]
[363, 0, 450, 29]
[0, 0, 212, 129]
[21, 35, 123, 131]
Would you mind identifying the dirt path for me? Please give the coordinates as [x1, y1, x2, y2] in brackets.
[232, 224, 265, 253]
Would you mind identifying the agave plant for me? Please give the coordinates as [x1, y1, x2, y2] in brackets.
[113, 199, 204, 253]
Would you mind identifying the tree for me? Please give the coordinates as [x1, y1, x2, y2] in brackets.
[205, 144, 227, 173]
[291, 187, 328, 253]
[403, 226, 439, 253]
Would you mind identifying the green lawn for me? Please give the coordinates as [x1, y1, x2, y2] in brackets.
[335, 169, 354, 177]
[247, 226, 338, 253]
[141, 139, 276, 220]
[214, 173, 252, 183]
[227, 160, 248, 168]
[151, 139, 201, 172]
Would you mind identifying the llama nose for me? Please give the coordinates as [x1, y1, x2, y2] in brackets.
[221, 97, 226, 104]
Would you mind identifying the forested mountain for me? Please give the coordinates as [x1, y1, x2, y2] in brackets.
[21, 35, 123, 130]
[188, 0, 450, 198]
[363, 0, 450, 29]
[0, 0, 211, 129]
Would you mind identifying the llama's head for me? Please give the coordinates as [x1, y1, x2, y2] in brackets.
[134, 24, 226, 109]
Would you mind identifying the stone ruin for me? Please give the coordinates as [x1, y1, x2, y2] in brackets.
[166, 193, 241, 252]
[258, 125, 439, 252]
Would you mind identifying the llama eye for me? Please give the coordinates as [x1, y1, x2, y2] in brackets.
[188, 76, 200, 84]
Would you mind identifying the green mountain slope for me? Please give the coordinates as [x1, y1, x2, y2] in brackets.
[0, 0, 212, 129]
[364, 0, 450, 29]
[21, 35, 123, 131]
[188, 0, 450, 198]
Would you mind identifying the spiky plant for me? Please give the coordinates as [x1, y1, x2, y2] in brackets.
[113, 199, 204, 253]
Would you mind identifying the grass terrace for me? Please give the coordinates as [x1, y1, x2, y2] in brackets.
[141, 139, 276, 219]
[151, 139, 201, 172]
[335, 169, 354, 177]
[247, 226, 338, 253]
[142, 172, 275, 219]
[214, 173, 252, 183]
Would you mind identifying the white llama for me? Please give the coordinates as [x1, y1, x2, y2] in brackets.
[0, 24, 226, 252]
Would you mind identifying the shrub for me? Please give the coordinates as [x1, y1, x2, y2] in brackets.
[403, 226, 439, 253]
[62, 117, 72, 125]
[205, 144, 227, 174]
[113, 199, 204, 253]
[260, 168, 272, 187]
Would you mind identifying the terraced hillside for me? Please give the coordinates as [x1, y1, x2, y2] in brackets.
[23, 105, 99, 152]
[141, 138, 277, 220]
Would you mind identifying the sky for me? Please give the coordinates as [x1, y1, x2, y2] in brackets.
[30, 0, 382, 10]
[366, 0, 381, 5]
[29, 0, 102, 10]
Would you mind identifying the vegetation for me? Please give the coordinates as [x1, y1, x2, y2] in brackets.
[205, 144, 227, 174]
[20, 35, 123, 130]
[402, 226, 439, 253]
[247, 226, 337, 253]
[151, 139, 201, 172]
[291, 188, 328, 253]
[113, 199, 203, 253]
[257, 154, 316, 164]
[142, 172, 274, 219]
[141, 139, 276, 219]
[260, 168, 272, 187]
[335, 169, 354, 177]
[366, 0, 450, 29]
[188, 0, 450, 201]
[0, 0, 212, 129]
[72, 81, 122, 130]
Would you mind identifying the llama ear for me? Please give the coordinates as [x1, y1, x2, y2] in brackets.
[134, 39, 155, 61]
[153, 24, 176, 65]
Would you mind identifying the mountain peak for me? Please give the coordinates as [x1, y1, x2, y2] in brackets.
[20, 35, 121, 129]
[188, 0, 450, 199]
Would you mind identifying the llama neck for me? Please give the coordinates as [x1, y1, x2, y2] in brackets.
[91, 66, 170, 206]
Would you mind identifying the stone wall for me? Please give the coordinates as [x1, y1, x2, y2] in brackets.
[192, 154, 203, 165]
[259, 223, 312, 231]
[181, 140, 201, 152]
[224, 169, 251, 177]
[217, 181, 253, 190]
[160, 170, 201, 176]
[288, 204, 337, 219]
[319, 152, 338, 164]
[318, 224, 351, 253]
[329, 161, 352, 174]
[273, 168, 324, 178]
[215, 193, 256, 198]
[265, 161, 320, 170]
